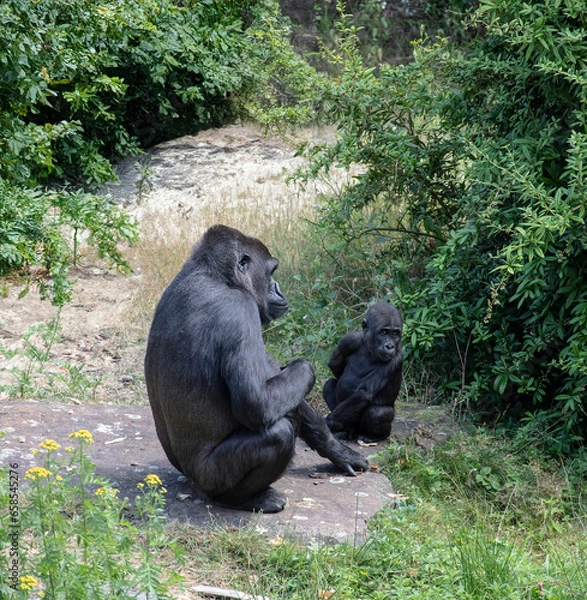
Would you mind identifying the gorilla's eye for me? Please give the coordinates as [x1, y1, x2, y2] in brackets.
[238, 255, 251, 273]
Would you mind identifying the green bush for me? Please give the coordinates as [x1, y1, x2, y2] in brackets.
[0, 0, 325, 301]
[302, 0, 587, 452]
[0, 0, 324, 185]
[0, 181, 136, 304]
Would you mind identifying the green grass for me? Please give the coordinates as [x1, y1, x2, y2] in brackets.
[163, 429, 587, 600]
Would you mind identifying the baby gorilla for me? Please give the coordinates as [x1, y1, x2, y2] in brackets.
[323, 302, 403, 442]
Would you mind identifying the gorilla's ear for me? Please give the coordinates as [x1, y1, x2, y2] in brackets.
[362, 318, 368, 331]
[238, 254, 251, 273]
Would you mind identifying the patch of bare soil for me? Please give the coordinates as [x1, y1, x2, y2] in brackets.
[0, 266, 145, 405]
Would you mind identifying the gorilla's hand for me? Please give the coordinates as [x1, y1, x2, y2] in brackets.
[295, 400, 369, 476]
[326, 438, 369, 476]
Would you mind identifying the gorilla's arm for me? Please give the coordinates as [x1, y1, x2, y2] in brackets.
[295, 400, 369, 475]
[325, 351, 402, 439]
[325, 391, 371, 437]
[327, 331, 363, 378]
[221, 299, 315, 431]
[384, 361, 403, 407]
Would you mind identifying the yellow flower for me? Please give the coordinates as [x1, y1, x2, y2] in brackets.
[65, 446, 74, 452]
[40, 439, 61, 451]
[19, 575, 38, 590]
[24, 467, 52, 481]
[95, 487, 119, 498]
[55, 475, 63, 481]
[68, 429, 94, 444]
[31, 449, 39, 456]
[144, 474, 163, 486]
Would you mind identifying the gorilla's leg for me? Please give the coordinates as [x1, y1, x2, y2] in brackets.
[198, 418, 296, 512]
[358, 404, 395, 442]
[325, 392, 371, 440]
[322, 378, 339, 410]
[149, 401, 184, 474]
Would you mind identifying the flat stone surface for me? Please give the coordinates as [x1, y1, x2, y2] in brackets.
[0, 401, 397, 544]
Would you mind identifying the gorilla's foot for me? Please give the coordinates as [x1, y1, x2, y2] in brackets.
[215, 487, 287, 513]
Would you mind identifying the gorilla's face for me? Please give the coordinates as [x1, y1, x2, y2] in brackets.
[237, 251, 288, 324]
[193, 224, 289, 325]
[363, 303, 403, 362]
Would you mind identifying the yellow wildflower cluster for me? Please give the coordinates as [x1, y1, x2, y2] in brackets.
[40, 439, 61, 451]
[19, 575, 38, 590]
[144, 474, 163, 486]
[95, 487, 119, 498]
[68, 429, 94, 444]
[24, 467, 52, 481]
[139, 474, 167, 493]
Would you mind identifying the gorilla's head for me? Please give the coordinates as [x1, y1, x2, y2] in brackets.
[362, 302, 403, 362]
[192, 224, 288, 323]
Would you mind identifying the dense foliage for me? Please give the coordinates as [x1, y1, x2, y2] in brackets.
[0, 184, 135, 303]
[304, 0, 587, 452]
[316, 0, 477, 65]
[0, 0, 324, 302]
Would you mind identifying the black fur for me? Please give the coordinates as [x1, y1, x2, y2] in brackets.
[145, 225, 368, 512]
[324, 302, 403, 442]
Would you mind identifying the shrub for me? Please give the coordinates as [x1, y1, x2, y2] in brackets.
[0, 0, 324, 300]
[302, 0, 587, 452]
[0, 0, 324, 185]
[0, 181, 137, 304]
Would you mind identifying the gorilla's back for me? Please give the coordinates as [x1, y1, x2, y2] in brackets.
[144, 263, 244, 470]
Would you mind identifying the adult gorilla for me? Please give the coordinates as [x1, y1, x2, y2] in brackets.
[145, 225, 368, 512]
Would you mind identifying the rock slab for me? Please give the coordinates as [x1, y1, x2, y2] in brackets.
[0, 401, 396, 544]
